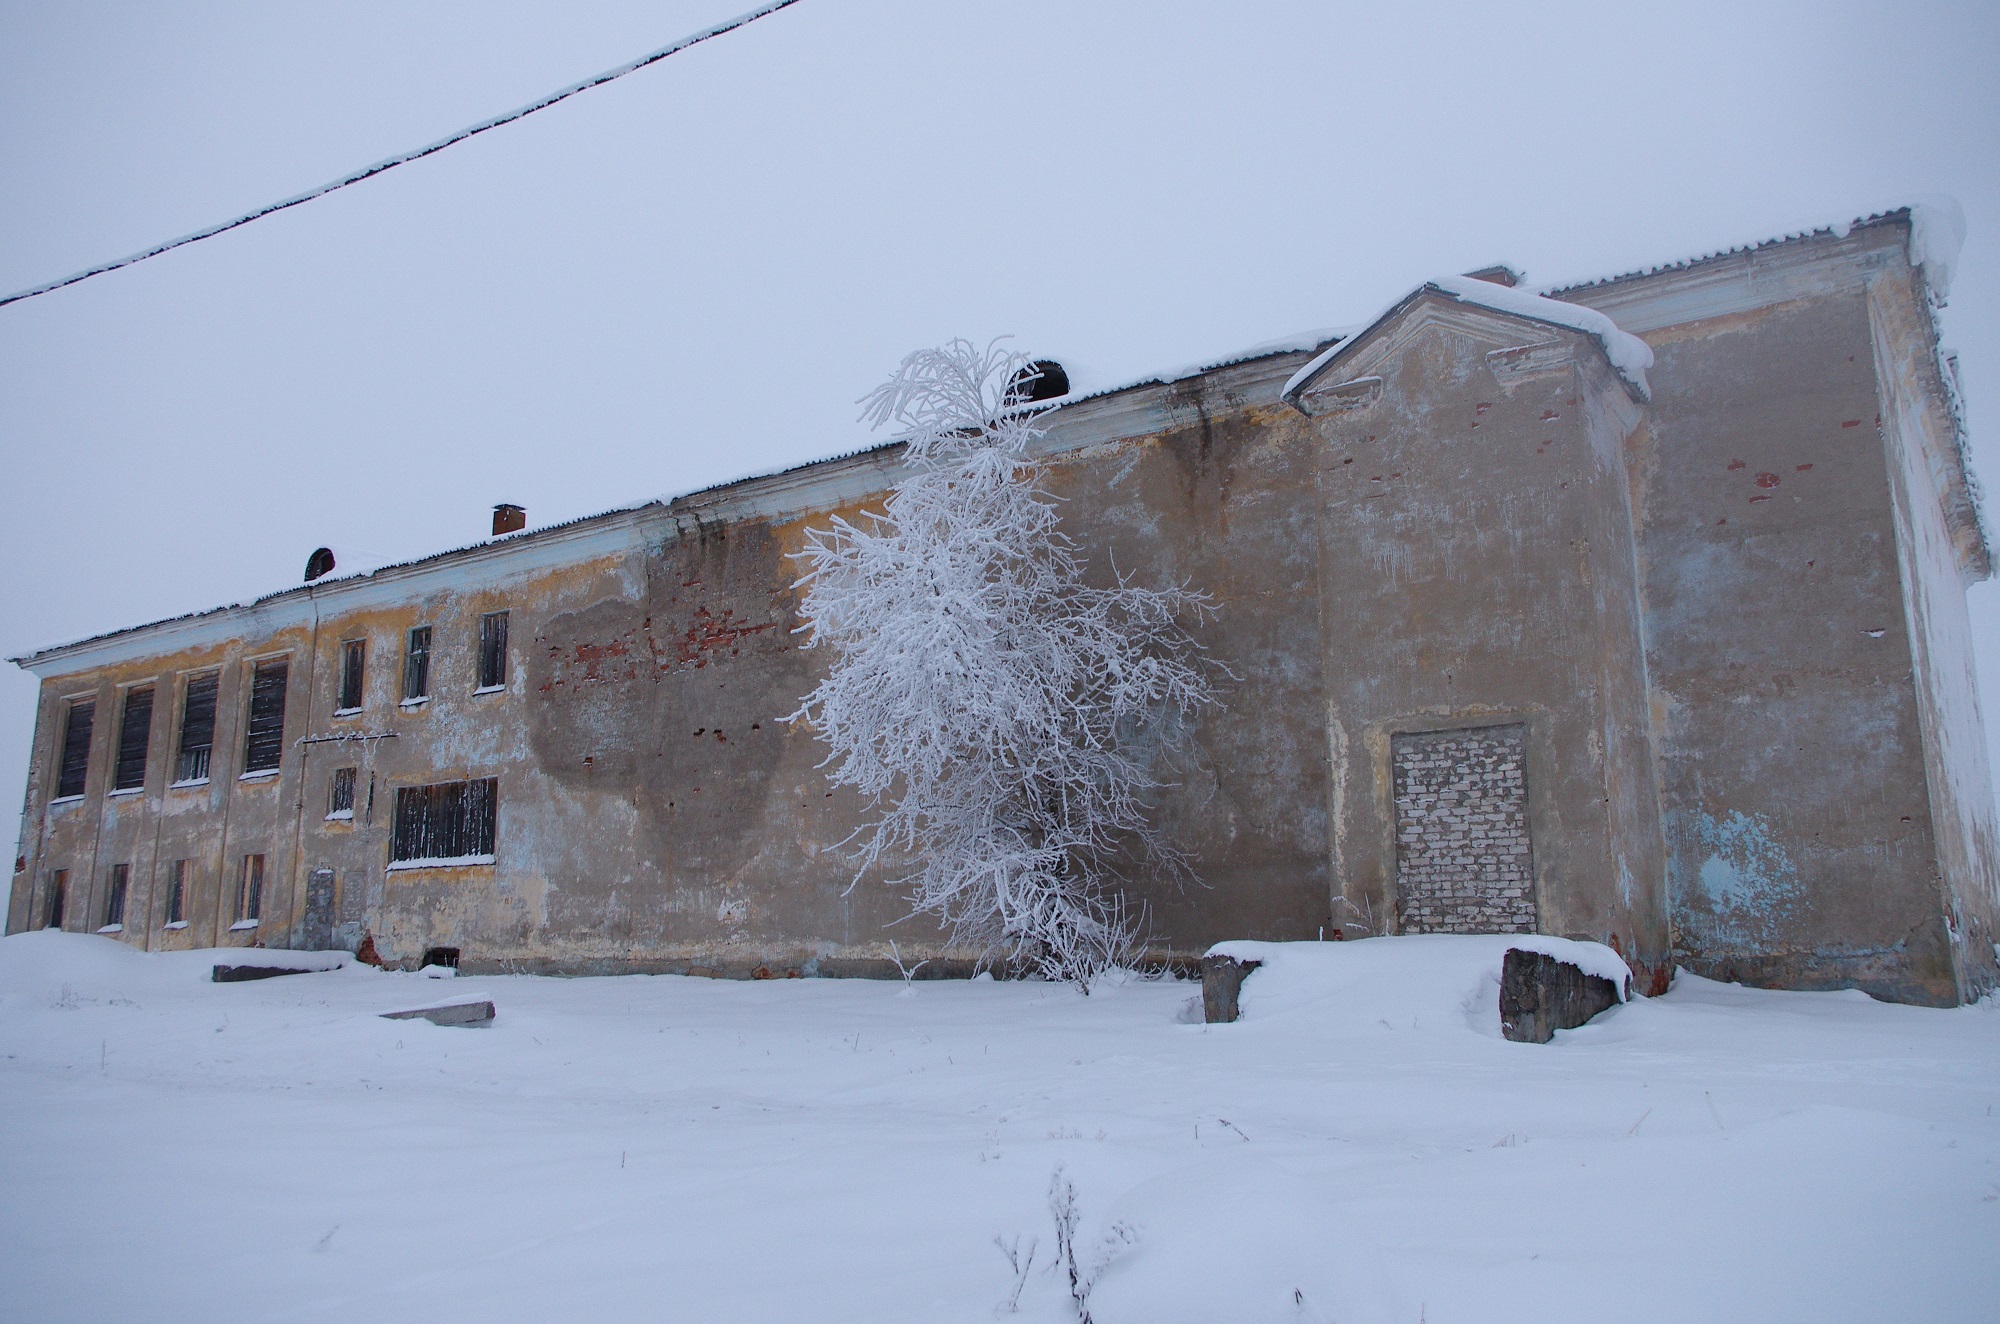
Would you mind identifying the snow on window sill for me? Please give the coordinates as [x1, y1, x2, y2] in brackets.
[325, 809, 354, 822]
[333, 706, 363, 718]
[107, 787, 143, 798]
[387, 854, 496, 871]
[164, 921, 188, 930]
[96, 923, 123, 934]
[399, 697, 429, 709]
[48, 794, 83, 807]
[229, 919, 259, 931]
[169, 778, 209, 791]
[238, 768, 280, 782]
[472, 684, 505, 696]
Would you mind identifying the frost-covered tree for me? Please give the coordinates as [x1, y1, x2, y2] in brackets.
[790, 340, 1217, 989]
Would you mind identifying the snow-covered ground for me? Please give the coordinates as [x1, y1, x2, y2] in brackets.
[3, 930, 1997, 1323]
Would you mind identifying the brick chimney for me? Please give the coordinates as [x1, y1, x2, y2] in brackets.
[492, 504, 526, 536]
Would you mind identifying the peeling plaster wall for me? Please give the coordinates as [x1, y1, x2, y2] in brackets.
[1304, 305, 1672, 989]
[1564, 224, 1984, 1005]
[10, 219, 1993, 1006]
[1868, 267, 2000, 1001]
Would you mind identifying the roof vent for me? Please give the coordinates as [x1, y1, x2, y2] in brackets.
[304, 547, 336, 582]
[492, 504, 526, 537]
[1009, 360, 1070, 404]
[1462, 265, 1523, 288]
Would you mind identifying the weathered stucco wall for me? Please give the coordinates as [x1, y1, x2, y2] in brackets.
[1298, 299, 1672, 990]
[10, 214, 1992, 1005]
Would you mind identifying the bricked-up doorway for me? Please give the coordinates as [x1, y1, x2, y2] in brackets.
[1391, 724, 1537, 934]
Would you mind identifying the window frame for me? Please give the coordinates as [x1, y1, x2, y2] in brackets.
[53, 696, 94, 801]
[327, 766, 358, 821]
[336, 638, 366, 715]
[45, 869, 67, 930]
[99, 863, 128, 933]
[240, 657, 289, 778]
[165, 859, 189, 928]
[174, 670, 220, 786]
[402, 626, 432, 705]
[476, 611, 510, 692]
[388, 777, 498, 869]
[232, 854, 264, 929]
[112, 684, 154, 794]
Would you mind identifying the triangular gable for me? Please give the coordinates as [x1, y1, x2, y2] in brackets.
[1281, 276, 1653, 412]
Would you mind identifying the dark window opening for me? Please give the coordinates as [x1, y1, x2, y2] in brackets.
[329, 767, 357, 818]
[403, 627, 431, 702]
[56, 699, 94, 799]
[103, 863, 128, 929]
[422, 946, 462, 970]
[166, 860, 188, 926]
[391, 778, 497, 864]
[304, 546, 336, 582]
[236, 854, 264, 924]
[1008, 359, 1070, 404]
[243, 660, 288, 774]
[177, 673, 218, 783]
[478, 611, 509, 690]
[338, 639, 365, 712]
[114, 686, 153, 791]
[46, 869, 67, 929]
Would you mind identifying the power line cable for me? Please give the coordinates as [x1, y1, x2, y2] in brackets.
[0, 0, 805, 311]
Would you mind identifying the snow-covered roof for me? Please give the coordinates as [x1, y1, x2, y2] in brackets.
[1281, 275, 1655, 407]
[1544, 199, 1965, 307]
[15, 204, 1969, 670]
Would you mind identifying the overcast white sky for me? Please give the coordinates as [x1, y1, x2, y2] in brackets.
[4, 0, 1999, 852]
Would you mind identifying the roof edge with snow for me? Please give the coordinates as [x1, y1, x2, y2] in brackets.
[1281, 276, 1654, 409]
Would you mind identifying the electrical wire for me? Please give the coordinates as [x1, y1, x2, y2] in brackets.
[0, 0, 805, 311]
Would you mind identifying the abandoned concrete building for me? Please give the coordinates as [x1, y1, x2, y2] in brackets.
[10, 207, 1997, 1007]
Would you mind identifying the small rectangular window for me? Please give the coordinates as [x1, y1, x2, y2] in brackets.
[177, 672, 219, 783]
[166, 860, 189, 927]
[235, 854, 264, 926]
[243, 659, 288, 774]
[46, 869, 67, 929]
[478, 611, 509, 690]
[56, 698, 94, 799]
[390, 778, 498, 866]
[403, 627, 431, 702]
[101, 863, 128, 931]
[338, 639, 366, 712]
[114, 686, 153, 791]
[328, 767, 357, 820]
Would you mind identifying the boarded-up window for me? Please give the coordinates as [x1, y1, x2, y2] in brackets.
[391, 778, 497, 866]
[166, 860, 189, 926]
[1392, 724, 1536, 934]
[103, 863, 128, 930]
[403, 627, 431, 701]
[46, 869, 67, 929]
[177, 672, 218, 783]
[56, 699, 94, 799]
[236, 854, 264, 924]
[243, 660, 288, 774]
[328, 767, 357, 819]
[478, 611, 509, 690]
[114, 686, 153, 791]
[338, 639, 366, 712]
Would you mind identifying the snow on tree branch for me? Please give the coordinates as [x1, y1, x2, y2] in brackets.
[791, 339, 1218, 989]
